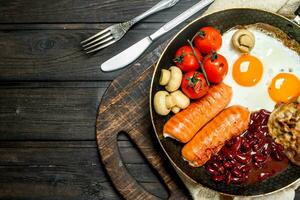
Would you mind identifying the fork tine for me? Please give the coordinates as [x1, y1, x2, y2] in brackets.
[83, 36, 114, 51]
[82, 32, 112, 48]
[81, 28, 110, 44]
[86, 40, 117, 54]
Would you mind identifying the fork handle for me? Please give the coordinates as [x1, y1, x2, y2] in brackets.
[130, 0, 180, 25]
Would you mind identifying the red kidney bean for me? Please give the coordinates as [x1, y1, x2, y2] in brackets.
[248, 139, 257, 147]
[275, 143, 284, 151]
[224, 161, 232, 169]
[246, 133, 254, 140]
[212, 162, 222, 169]
[257, 125, 268, 135]
[222, 147, 236, 159]
[253, 131, 263, 138]
[219, 166, 225, 174]
[212, 175, 225, 182]
[216, 155, 224, 162]
[253, 153, 267, 163]
[253, 141, 264, 152]
[261, 109, 271, 116]
[231, 137, 242, 152]
[232, 168, 243, 177]
[239, 165, 251, 172]
[242, 142, 251, 152]
[230, 159, 238, 166]
[206, 165, 219, 176]
[225, 171, 232, 185]
[235, 153, 251, 164]
[262, 146, 271, 156]
[272, 151, 284, 161]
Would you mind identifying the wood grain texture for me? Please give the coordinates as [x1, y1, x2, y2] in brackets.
[0, 141, 168, 200]
[0, 0, 200, 23]
[0, 27, 141, 81]
[0, 82, 108, 140]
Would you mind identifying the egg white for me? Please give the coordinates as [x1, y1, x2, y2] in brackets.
[220, 27, 300, 112]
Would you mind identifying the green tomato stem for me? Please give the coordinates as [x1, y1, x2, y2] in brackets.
[187, 39, 210, 86]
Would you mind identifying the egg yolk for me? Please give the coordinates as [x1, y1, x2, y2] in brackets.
[232, 55, 263, 87]
[268, 73, 300, 103]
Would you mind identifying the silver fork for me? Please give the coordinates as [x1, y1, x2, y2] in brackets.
[81, 0, 180, 54]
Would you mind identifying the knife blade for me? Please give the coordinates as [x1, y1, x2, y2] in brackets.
[101, 0, 214, 72]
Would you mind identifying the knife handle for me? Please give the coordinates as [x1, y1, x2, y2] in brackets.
[131, 0, 180, 25]
[150, 0, 214, 40]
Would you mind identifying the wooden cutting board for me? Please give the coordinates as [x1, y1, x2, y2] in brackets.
[96, 42, 189, 200]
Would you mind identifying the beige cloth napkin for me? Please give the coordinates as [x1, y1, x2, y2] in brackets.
[175, 0, 300, 199]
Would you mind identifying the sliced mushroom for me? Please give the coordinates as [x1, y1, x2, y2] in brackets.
[159, 66, 182, 92]
[153, 90, 190, 116]
[232, 29, 255, 53]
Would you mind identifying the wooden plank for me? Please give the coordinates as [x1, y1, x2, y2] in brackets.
[0, 182, 167, 200]
[0, 0, 201, 23]
[0, 22, 162, 30]
[0, 22, 185, 81]
[0, 141, 169, 199]
[0, 140, 151, 164]
[0, 82, 108, 140]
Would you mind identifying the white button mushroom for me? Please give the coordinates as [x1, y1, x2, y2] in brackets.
[153, 90, 190, 116]
[232, 29, 255, 53]
[153, 91, 171, 116]
[159, 69, 171, 86]
[159, 66, 182, 92]
[170, 90, 190, 111]
[171, 106, 181, 114]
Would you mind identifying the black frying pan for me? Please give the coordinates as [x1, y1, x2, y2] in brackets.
[150, 8, 300, 197]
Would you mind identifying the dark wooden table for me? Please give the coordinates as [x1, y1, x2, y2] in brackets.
[0, 1, 299, 199]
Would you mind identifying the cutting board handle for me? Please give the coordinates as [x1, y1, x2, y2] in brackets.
[128, 118, 188, 200]
[97, 117, 187, 200]
[97, 125, 157, 199]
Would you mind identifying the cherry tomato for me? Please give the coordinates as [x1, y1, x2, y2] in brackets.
[173, 45, 202, 72]
[181, 71, 209, 99]
[193, 27, 222, 54]
[203, 53, 228, 84]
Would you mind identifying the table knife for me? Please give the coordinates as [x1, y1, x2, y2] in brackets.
[101, 0, 214, 72]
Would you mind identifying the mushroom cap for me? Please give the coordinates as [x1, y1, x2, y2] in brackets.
[165, 66, 182, 92]
[232, 29, 255, 53]
[159, 69, 171, 86]
[170, 90, 190, 109]
[153, 91, 171, 116]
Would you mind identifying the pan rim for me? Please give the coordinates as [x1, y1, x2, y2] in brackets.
[149, 7, 300, 197]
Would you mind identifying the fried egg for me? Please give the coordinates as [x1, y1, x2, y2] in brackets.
[220, 27, 300, 111]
